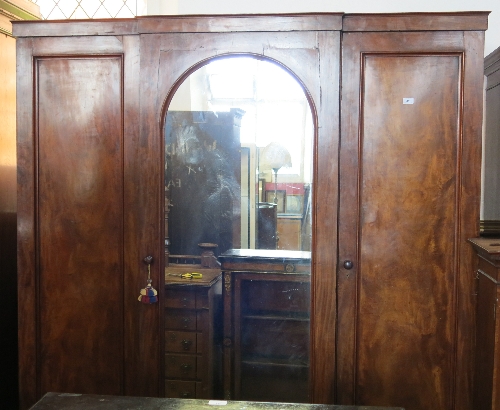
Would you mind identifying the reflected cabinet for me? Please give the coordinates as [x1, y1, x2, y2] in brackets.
[469, 238, 500, 410]
[14, 12, 487, 410]
[219, 249, 311, 402]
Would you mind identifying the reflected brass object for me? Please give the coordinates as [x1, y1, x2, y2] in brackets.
[224, 274, 231, 293]
[285, 263, 295, 272]
[181, 272, 202, 279]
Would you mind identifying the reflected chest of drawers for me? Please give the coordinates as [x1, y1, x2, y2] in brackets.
[219, 249, 311, 403]
[164, 266, 222, 399]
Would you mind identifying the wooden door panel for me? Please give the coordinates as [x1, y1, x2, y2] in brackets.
[339, 30, 484, 410]
[357, 55, 459, 409]
[141, 29, 340, 402]
[37, 57, 124, 395]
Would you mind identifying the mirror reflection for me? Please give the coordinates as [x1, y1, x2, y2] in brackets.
[164, 56, 313, 402]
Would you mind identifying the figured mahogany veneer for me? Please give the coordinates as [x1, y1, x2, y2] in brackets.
[14, 12, 487, 410]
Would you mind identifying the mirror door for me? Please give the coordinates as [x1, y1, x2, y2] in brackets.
[164, 56, 313, 402]
[165, 57, 313, 256]
[140, 24, 340, 403]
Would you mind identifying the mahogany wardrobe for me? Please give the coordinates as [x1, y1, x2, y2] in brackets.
[14, 12, 487, 410]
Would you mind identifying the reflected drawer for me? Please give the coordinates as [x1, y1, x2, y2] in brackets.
[242, 280, 310, 313]
[165, 309, 197, 331]
[241, 317, 309, 362]
[166, 289, 196, 309]
[165, 380, 196, 398]
[165, 330, 197, 353]
[165, 354, 197, 379]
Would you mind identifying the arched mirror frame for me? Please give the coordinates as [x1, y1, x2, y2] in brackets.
[140, 20, 342, 403]
[161, 53, 315, 401]
[161, 53, 314, 255]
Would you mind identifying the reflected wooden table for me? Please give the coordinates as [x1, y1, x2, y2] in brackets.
[31, 392, 405, 409]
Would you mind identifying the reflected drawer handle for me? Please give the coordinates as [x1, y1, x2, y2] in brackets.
[180, 392, 191, 398]
[180, 364, 192, 373]
[182, 339, 192, 350]
[181, 297, 190, 306]
[182, 318, 191, 328]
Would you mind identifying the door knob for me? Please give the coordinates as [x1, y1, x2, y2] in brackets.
[343, 260, 353, 270]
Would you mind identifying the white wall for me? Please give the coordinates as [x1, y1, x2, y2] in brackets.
[147, 0, 499, 56]
[146, 0, 177, 15]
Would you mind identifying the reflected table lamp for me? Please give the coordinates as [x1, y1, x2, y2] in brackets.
[260, 141, 292, 205]
[260, 142, 292, 247]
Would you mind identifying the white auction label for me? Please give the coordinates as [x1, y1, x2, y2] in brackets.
[403, 98, 414, 104]
[209, 400, 228, 405]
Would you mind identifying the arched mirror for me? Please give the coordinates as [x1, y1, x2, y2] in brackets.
[163, 55, 314, 402]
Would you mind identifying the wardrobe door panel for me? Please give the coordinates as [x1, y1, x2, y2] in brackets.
[362, 54, 457, 409]
[338, 31, 484, 410]
[140, 28, 340, 403]
[18, 33, 158, 408]
[37, 56, 124, 395]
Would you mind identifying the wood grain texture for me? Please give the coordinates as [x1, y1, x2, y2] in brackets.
[12, 14, 343, 38]
[310, 30, 340, 405]
[15, 13, 486, 410]
[12, 18, 138, 37]
[37, 56, 124, 396]
[339, 29, 484, 410]
[16, 36, 38, 410]
[13, 13, 488, 39]
[343, 12, 489, 32]
[17, 32, 164, 408]
[123, 33, 162, 398]
[31, 35, 125, 55]
[139, 13, 342, 34]
[358, 54, 458, 410]
[454, 30, 485, 410]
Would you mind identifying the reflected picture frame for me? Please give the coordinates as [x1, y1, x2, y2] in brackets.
[265, 190, 286, 213]
[286, 194, 303, 214]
